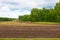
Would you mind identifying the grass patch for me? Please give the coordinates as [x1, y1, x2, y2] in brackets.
[0, 21, 60, 27]
[34, 22, 60, 25]
[0, 38, 60, 40]
[0, 21, 60, 24]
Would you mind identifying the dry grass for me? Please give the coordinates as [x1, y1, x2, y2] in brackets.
[0, 21, 41, 26]
[0, 21, 60, 27]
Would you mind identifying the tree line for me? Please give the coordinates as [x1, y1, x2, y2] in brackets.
[0, 17, 16, 21]
[19, 3, 60, 22]
[0, 3, 60, 22]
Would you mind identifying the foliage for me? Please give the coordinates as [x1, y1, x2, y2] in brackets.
[19, 15, 30, 21]
[0, 17, 16, 21]
[19, 3, 60, 22]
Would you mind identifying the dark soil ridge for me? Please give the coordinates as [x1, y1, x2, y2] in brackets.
[0, 25, 60, 38]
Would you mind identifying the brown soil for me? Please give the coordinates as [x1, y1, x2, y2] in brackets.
[0, 22, 60, 38]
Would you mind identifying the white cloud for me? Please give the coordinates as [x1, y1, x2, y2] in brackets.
[0, 0, 59, 18]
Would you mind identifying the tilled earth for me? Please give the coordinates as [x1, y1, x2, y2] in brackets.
[0, 24, 60, 38]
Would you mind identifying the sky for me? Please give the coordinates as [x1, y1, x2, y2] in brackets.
[0, 0, 59, 18]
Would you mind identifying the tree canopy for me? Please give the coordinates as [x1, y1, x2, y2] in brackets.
[19, 3, 60, 22]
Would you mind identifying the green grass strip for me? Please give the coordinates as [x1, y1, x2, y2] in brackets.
[0, 38, 60, 40]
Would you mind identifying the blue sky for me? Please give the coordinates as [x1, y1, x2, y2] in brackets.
[0, 0, 59, 18]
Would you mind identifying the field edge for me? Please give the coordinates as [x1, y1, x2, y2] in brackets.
[0, 38, 60, 40]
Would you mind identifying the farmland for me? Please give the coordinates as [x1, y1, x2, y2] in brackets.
[0, 2, 60, 38]
[0, 38, 60, 40]
[0, 22, 60, 38]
